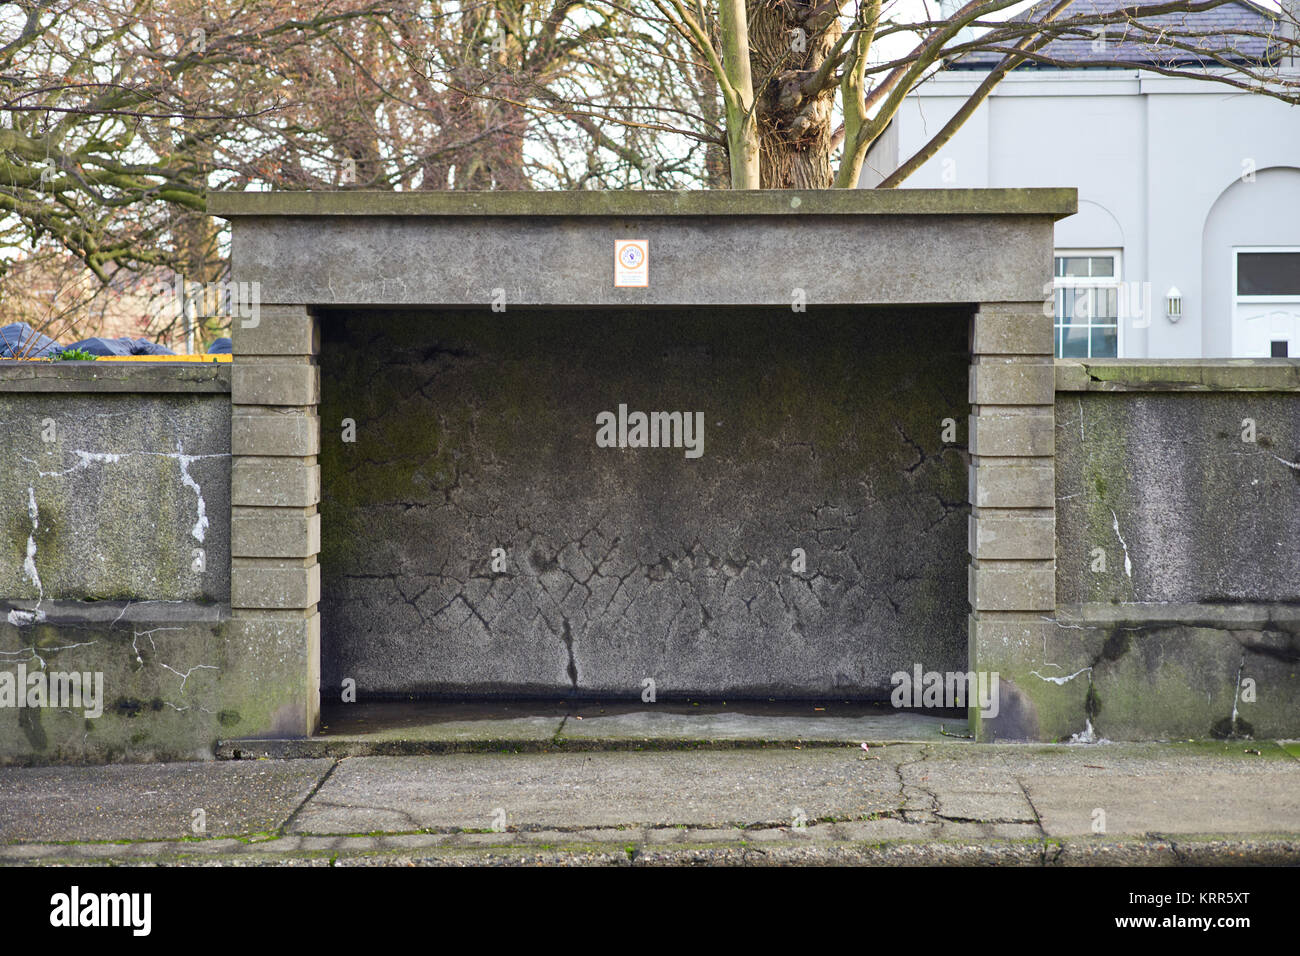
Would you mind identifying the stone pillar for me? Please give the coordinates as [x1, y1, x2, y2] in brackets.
[227, 305, 322, 736]
[967, 302, 1056, 740]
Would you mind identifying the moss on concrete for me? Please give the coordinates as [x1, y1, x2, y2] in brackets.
[1056, 359, 1300, 393]
[318, 305, 972, 698]
[0, 601, 324, 763]
[976, 613, 1300, 742]
[0, 613, 229, 764]
[209, 188, 1078, 220]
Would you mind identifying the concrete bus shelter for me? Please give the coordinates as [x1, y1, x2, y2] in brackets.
[209, 189, 1074, 740]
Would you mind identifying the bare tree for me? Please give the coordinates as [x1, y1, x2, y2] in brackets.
[3, 0, 1296, 340]
[455, 0, 1296, 189]
[0, 0, 714, 323]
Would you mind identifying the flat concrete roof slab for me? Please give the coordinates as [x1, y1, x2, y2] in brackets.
[209, 188, 1078, 219]
[213, 190, 1074, 307]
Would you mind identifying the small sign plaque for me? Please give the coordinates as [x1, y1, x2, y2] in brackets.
[614, 239, 648, 288]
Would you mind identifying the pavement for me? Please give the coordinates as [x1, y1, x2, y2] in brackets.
[3, 737, 1299, 866]
[217, 699, 960, 757]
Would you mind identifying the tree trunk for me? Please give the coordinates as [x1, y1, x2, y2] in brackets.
[718, 0, 761, 188]
[747, 0, 841, 189]
[691, 49, 730, 188]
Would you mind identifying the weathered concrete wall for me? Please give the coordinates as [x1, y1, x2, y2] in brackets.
[979, 360, 1300, 742]
[1056, 391, 1300, 605]
[0, 364, 303, 764]
[1, 366, 231, 602]
[0, 600, 320, 764]
[6, 191, 1088, 759]
[319, 306, 972, 699]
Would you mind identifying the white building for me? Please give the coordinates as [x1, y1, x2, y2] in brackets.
[863, 0, 1300, 358]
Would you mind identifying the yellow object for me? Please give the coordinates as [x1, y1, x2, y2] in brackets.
[3, 353, 232, 362]
[94, 354, 232, 362]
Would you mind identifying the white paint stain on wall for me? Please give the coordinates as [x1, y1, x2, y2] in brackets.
[20, 447, 225, 549]
[22, 486, 40, 593]
[1030, 666, 1092, 685]
[9, 486, 47, 626]
[174, 443, 208, 543]
[1110, 509, 1133, 578]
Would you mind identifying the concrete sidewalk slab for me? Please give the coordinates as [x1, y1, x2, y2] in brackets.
[1024, 772, 1300, 836]
[2, 741, 1298, 865]
[0, 759, 332, 843]
[288, 749, 909, 834]
[896, 740, 1300, 835]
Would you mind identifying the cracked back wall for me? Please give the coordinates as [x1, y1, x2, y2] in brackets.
[319, 306, 970, 699]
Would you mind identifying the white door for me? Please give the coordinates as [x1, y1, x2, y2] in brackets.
[1233, 302, 1300, 357]
[1232, 249, 1300, 357]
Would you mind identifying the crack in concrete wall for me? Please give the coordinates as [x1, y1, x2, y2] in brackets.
[319, 307, 972, 699]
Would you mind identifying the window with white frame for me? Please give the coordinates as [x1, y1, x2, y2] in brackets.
[1235, 249, 1300, 297]
[1053, 251, 1121, 358]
